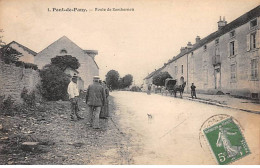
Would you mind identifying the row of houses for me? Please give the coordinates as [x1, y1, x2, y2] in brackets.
[144, 5, 260, 99]
[4, 36, 99, 90]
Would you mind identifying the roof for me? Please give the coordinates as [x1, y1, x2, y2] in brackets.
[37, 36, 100, 69]
[92, 58, 99, 69]
[166, 5, 260, 65]
[143, 65, 166, 80]
[6, 41, 37, 56]
[83, 50, 98, 55]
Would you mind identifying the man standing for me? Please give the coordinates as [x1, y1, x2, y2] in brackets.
[85, 76, 106, 129]
[67, 75, 84, 121]
[191, 83, 197, 99]
[100, 81, 109, 119]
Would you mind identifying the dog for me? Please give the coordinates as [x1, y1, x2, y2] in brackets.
[147, 113, 153, 119]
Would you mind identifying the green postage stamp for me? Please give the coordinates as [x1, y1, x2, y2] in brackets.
[203, 117, 250, 165]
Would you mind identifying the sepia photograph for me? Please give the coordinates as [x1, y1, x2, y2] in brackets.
[0, 0, 259, 165]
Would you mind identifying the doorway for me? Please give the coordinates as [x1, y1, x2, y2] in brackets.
[214, 65, 221, 89]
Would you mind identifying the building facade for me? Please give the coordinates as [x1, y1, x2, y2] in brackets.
[34, 36, 99, 88]
[145, 6, 260, 99]
[5, 41, 37, 63]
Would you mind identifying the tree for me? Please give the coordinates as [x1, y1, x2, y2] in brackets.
[39, 55, 80, 100]
[0, 46, 21, 64]
[122, 74, 133, 88]
[152, 71, 172, 86]
[39, 64, 70, 101]
[105, 70, 119, 90]
[0, 29, 6, 48]
[118, 78, 124, 89]
[51, 55, 80, 70]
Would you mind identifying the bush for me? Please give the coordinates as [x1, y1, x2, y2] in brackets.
[130, 86, 141, 92]
[152, 72, 172, 86]
[21, 87, 36, 107]
[24, 63, 38, 70]
[15, 61, 25, 67]
[0, 95, 15, 116]
[39, 65, 70, 101]
[15, 61, 38, 70]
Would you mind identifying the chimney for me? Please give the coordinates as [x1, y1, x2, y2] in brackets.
[187, 42, 192, 49]
[180, 47, 185, 53]
[84, 50, 98, 59]
[195, 36, 201, 43]
[218, 16, 227, 30]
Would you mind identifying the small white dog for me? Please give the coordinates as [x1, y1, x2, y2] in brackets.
[147, 113, 153, 119]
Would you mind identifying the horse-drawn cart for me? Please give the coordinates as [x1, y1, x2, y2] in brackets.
[165, 78, 177, 92]
[165, 78, 186, 98]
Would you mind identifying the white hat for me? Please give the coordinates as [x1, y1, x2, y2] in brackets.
[93, 76, 100, 80]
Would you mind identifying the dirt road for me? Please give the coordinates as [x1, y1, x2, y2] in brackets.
[0, 91, 259, 165]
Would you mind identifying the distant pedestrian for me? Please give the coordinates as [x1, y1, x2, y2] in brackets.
[85, 76, 106, 129]
[67, 75, 84, 121]
[191, 83, 197, 99]
[147, 84, 151, 95]
[100, 81, 110, 119]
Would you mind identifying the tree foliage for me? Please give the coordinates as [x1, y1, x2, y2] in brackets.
[0, 46, 21, 64]
[39, 55, 80, 101]
[105, 70, 120, 90]
[51, 55, 80, 70]
[152, 71, 172, 86]
[119, 74, 133, 89]
[0, 29, 6, 48]
[39, 64, 70, 101]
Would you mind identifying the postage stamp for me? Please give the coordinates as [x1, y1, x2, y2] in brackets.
[203, 117, 251, 165]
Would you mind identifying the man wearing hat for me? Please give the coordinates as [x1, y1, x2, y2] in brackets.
[67, 74, 84, 121]
[85, 76, 106, 129]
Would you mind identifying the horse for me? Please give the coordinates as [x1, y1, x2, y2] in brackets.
[172, 82, 186, 98]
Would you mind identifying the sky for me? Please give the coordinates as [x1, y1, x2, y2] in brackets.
[0, 0, 259, 85]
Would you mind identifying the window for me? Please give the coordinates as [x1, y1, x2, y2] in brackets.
[231, 64, 236, 80]
[181, 65, 183, 74]
[215, 47, 220, 56]
[175, 66, 178, 75]
[230, 31, 235, 38]
[250, 32, 257, 49]
[215, 39, 219, 45]
[60, 49, 67, 54]
[251, 59, 258, 80]
[230, 41, 235, 56]
[250, 19, 257, 29]
[204, 45, 207, 51]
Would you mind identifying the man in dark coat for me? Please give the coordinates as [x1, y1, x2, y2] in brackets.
[100, 81, 109, 119]
[85, 76, 106, 129]
[191, 83, 197, 99]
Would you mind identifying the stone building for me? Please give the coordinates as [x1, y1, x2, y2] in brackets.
[5, 41, 37, 63]
[145, 5, 260, 99]
[34, 36, 99, 88]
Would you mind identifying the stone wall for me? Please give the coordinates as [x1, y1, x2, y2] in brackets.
[0, 61, 41, 103]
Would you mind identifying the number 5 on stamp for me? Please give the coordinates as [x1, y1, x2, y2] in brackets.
[203, 117, 251, 165]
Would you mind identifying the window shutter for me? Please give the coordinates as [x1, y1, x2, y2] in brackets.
[246, 34, 250, 51]
[257, 30, 260, 48]
[227, 42, 230, 57]
[234, 40, 238, 55]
